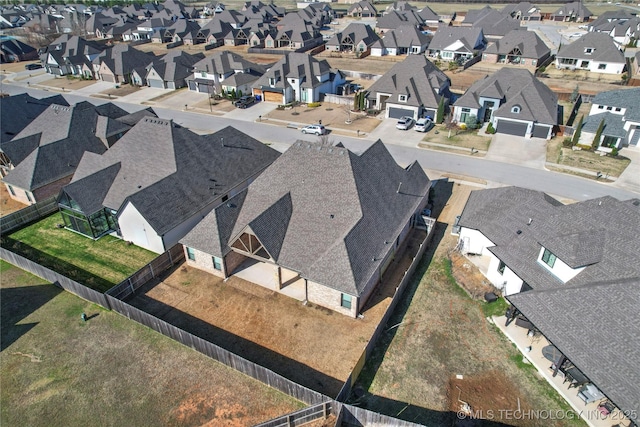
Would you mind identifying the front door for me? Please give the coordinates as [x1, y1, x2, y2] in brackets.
[483, 101, 495, 122]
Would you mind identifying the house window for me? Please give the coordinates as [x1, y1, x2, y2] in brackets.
[7, 185, 15, 196]
[584, 47, 593, 54]
[541, 248, 556, 268]
[186, 247, 196, 261]
[598, 105, 604, 109]
[25, 191, 32, 202]
[498, 261, 506, 275]
[222, 195, 228, 202]
[212, 256, 222, 271]
[460, 107, 470, 123]
[341, 293, 352, 309]
[399, 94, 407, 102]
[511, 105, 521, 113]
[606, 106, 612, 111]
[602, 135, 618, 148]
[598, 64, 606, 70]
[200, 71, 207, 77]
[615, 107, 621, 112]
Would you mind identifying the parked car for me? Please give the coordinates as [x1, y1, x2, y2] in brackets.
[301, 124, 326, 135]
[396, 116, 414, 130]
[233, 95, 256, 109]
[415, 117, 433, 133]
[24, 63, 43, 70]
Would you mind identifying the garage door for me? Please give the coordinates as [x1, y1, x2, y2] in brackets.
[148, 78, 164, 89]
[496, 120, 528, 137]
[388, 107, 414, 119]
[263, 91, 282, 103]
[532, 124, 551, 139]
[423, 108, 436, 120]
[101, 73, 115, 83]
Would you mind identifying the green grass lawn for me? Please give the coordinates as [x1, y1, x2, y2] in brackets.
[1, 213, 157, 292]
[0, 261, 304, 427]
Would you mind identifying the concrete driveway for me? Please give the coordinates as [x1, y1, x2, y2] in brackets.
[485, 133, 547, 169]
[367, 117, 427, 148]
[615, 146, 640, 194]
[117, 86, 166, 104]
[223, 100, 276, 122]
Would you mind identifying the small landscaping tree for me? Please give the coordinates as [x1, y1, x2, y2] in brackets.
[359, 91, 366, 111]
[237, 89, 243, 97]
[436, 96, 445, 124]
[353, 92, 360, 111]
[591, 118, 605, 151]
[486, 122, 496, 134]
[572, 115, 583, 146]
[230, 88, 237, 99]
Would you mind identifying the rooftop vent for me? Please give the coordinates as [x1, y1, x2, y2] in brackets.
[516, 230, 522, 235]
[527, 218, 532, 225]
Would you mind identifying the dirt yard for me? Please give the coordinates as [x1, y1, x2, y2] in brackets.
[0, 185, 27, 217]
[263, 104, 382, 135]
[1, 261, 304, 427]
[126, 229, 427, 398]
[38, 76, 96, 91]
[349, 181, 582, 427]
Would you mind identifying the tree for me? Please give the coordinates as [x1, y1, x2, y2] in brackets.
[359, 91, 366, 111]
[569, 85, 579, 103]
[353, 92, 359, 110]
[464, 114, 478, 130]
[572, 115, 583, 146]
[591, 118, 605, 150]
[436, 96, 445, 124]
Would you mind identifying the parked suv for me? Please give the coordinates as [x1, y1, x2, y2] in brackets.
[233, 95, 256, 108]
[301, 124, 326, 135]
[415, 117, 433, 132]
[396, 116, 414, 130]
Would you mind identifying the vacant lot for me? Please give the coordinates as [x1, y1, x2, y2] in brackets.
[0, 261, 303, 426]
[39, 76, 96, 91]
[263, 104, 381, 135]
[420, 125, 492, 154]
[349, 182, 584, 427]
[126, 229, 427, 398]
[2, 213, 156, 291]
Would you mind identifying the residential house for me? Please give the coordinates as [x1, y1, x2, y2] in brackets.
[482, 29, 551, 68]
[456, 186, 640, 427]
[199, 16, 235, 47]
[252, 52, 346, 104]
[555, 32, 625, 74]
[93, 44, 156, 84]
[383, 1, 416, 15]
[461, 6, 521, 40]
[59, 122, 279, 253]
[0, 38, 38, 63]
[241, 1, 285, 23]
[188, 50, 267, 96]
[417, 6, 440, 29]
[587, 12, 640, 48]
[375, 10, 423, 34]
[85, 11, 120, 39]
[576, 88, 640, 150]
[180, 140, 431, 317]
[0, 93, 69, 145]
[0, 102, 132, 205]
[202, 2, 225, 17]
[501, 2, 542, 21]
[347, 1, 377, 18]
[370, 24, 430, 57]
[122, 17, 172, 41]
[325, 23, 380, 55]
[550, 2, 592, 22]
[365, 54, 450, 120]
[427, 25, 485, 63]
[265, 17, 322, 50]
[452, 68, 557, 139]
[42, 35, 107, 77]
[142, 50, 205, 89]
[22, 12, 62, 34]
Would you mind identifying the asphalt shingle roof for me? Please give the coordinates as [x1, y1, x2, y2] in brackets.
[592, 87, 640, 122]
[454, 68, 557, 125]
[253, 52, 336, 90]
[484, 29, 550, 59]
[556, 32, 624, 64]
[366, 54, 449, 109]
[508, 279, 640, 423]
[0, 93, 69, 144]
[582, 111, 628, 138]
[183, 140, 430, 297]
[64, 122, 279, 236]
[429, 25, 484, 52]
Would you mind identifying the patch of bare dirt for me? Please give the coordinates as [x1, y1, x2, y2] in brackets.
[449, 251, 495, 300]
[448, 371, 537, 427]
[0, 185, 27, 217]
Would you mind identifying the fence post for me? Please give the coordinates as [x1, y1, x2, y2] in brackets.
[168, 248, 173, 265]
[323, 401, 329, 417]
[149, 263, 154, 279]
[129, 277, 134, 295]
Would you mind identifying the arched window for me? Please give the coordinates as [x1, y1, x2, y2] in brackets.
[511, 105, 521, 113]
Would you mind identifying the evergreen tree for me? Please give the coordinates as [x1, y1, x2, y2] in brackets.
[436, 97, 445, 124]
[592, 118, 605, 150]
[572, 115, 583, 146]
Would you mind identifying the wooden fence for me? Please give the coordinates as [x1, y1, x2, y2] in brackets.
[106, 244, 184, 300]
[336, 402, 427, 427]
[336, 221, 437, 402]
[254, 402, 334, 427]
[105, 294, 329, 406]
[0, 247, 111, 309]
[0, 196, 57, 235]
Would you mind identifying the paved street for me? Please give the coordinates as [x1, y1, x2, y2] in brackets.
[1, 78, 638, 203]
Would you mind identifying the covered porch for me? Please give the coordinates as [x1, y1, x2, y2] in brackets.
[493, 315, 634, 427]
[231, 258, 306, 302]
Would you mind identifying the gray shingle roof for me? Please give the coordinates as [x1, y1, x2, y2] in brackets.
[557, 32, 624, 64]
[552, 1, 592, 19]
[462, 6, 520, 37]
[65, 122, 279, 236]
[327, 22, 380, 48]
[192, 50, 266, 78]
[147, 50, 205, 82]
[1, 103, 117, 191]
[592, 88, 640, 122]
[366, 55, 449, 109]
[459, 187, 640, 292]
[0, 93, 69, 144]
[508, 279, 640, 423]
[454, 68, 557, 125]
[94, 43, 156, 77]
[253, 52, 336, 90]
[183, 140, 430, 296]
[370, 24, 429, 50]
[582, 111, 628, 138]
[429, 24, 484, 52]
[501, 2, 540, 20]
[376, 10, 423, 31]
[484, 29, 550, 59]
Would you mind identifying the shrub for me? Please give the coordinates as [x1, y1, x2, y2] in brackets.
[611, 147, 619, 156]
[562, 137, 573, 147]
[486, 122, 496, 134]
[307, 102, 321, 108]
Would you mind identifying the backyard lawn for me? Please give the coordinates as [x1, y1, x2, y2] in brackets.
[1, 213, 156, 292]
[0, 261, 304, 426]
[546, 138, 631, 178]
